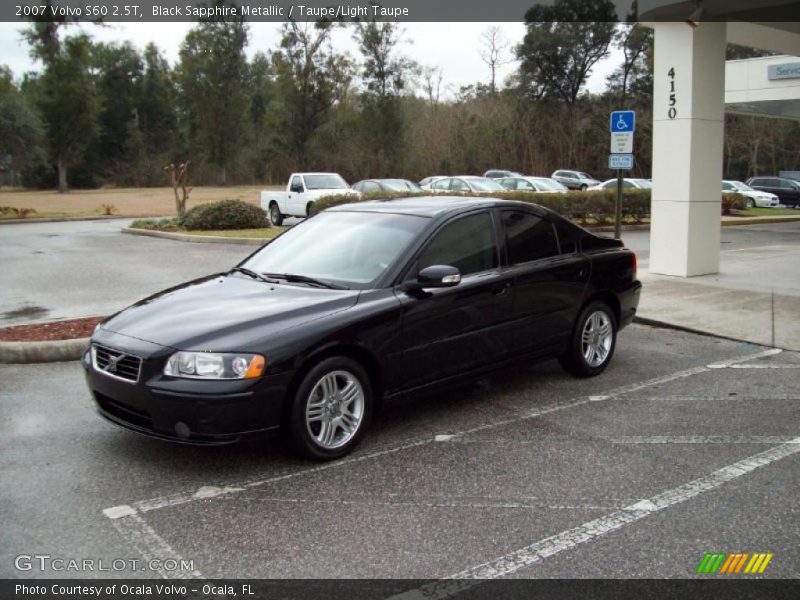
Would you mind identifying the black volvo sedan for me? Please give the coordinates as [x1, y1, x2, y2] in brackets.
[83, 196, 641, 460]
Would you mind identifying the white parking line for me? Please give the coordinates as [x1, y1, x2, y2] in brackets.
[707, 348, 782, 368]
[109, 512, 203, 579]
[390, 437, 800, 600]
[611, 435, 800, 444]
[100, 347, 782, 579]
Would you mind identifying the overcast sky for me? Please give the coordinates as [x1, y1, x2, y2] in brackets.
[0, 21, 620, 97]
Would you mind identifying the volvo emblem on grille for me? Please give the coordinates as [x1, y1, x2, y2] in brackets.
[104, 353, 125, 372]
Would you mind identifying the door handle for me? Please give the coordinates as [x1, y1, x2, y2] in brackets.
[492, 281, 512, 296]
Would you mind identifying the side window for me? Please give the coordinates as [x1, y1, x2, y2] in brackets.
[363, 182, 381, 193]
[290, 176, 303, 192]
[517, 179, 535, 191]
[417, 212, 498, 276]
[501, 210, 559, 264]
[450, 178, 467, 191]
[432, 178, 450, 190]
[722, 182, 733, 191]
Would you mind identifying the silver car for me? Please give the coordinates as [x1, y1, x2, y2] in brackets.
[430, 176, 507, 193]
[551, 169, 601, 191]
[499, 176, 569, 193]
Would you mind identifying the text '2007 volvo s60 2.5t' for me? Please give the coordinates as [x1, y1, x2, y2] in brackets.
[83, 196, 641, 460]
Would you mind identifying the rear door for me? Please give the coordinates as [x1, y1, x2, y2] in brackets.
[394, 210, 515, 389]
[499, 209, 590, 357]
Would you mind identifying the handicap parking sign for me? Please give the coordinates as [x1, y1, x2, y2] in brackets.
[610, 111, 635, 133]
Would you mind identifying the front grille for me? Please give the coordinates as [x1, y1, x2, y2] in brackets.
[92, 344, 142, 384]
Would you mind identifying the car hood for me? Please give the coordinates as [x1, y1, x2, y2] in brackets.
[100, 273, 360, 352]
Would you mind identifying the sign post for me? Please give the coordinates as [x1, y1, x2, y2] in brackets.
[609, 110, 635, 239]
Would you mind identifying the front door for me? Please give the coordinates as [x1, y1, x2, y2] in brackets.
[394, 210, 514, 390]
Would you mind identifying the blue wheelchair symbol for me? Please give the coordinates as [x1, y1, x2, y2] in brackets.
[610, 111, 635, 132]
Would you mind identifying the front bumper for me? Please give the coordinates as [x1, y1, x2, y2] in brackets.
[82, 342, 295, 445]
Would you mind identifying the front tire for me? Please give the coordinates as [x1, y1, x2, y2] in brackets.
[580, 184, 588, 192]
[746, 197, 755, 209]
[269, 202, 284, 227]
[287, 357, 373, 460]
[306, 201, 314, 217]
[559, 301, 617, 377]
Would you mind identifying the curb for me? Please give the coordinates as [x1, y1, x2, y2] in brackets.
[632, 316, 789, 351]
[0, 215, 136, 225]
[0, 337, 89, 364]
[121, 227, 266, 246]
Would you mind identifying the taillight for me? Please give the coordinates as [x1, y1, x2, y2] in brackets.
[631, 251, 637, 276]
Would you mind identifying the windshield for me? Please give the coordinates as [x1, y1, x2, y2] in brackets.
[466, 178, 506, 192]
[304, 174, 349, 190]
[241, 211, 428, 289]
[729, 181, 754, 192]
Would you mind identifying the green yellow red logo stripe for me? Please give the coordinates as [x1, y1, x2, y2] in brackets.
[696, 552, 773, 574]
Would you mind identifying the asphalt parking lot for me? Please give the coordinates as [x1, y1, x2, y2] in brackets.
[2, 326, 798, 581]
[1, 219, 798, 584]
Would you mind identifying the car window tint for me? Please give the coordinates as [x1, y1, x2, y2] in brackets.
[291, 176, 303, 190]
[722, 182, 733, 191]
[432, 178, 450, 190]
[450, 179, 467, 191]
[364, 182, 380, 192]
[501, 210, 559, 264]
[417, 212, 498, 276]
[518, 179, 534, 190]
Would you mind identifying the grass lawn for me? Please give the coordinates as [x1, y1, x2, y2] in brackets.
[737, 207, 800, 216]
[0, 185, 281, 219]
[182, 228, 284, 239]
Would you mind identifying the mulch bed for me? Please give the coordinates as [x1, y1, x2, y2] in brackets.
[0, 316, 104, 342]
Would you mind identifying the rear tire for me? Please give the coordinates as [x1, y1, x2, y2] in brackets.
[287, 357, 373, 461]
[269, 202, 283, 227]
[559, 301, 617, 377]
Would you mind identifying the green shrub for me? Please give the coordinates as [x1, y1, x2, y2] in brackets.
[179, 199, 269, 231]
[312, 189, 652, 226]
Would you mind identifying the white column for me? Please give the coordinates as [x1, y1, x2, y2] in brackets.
[650, 22, 726, 277]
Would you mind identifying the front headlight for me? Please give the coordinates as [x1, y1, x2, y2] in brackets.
[164, 352, 266, 380]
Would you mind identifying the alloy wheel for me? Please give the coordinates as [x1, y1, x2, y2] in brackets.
[581, 310, 613, 367]
[305, 370, 364, 450]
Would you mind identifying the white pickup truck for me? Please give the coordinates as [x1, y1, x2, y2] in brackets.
[260, 172, 360, 226]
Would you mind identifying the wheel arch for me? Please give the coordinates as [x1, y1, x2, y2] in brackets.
[280, 343, 385, 424]
[581, 290, 621, 326]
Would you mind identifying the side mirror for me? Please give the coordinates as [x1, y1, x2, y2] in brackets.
[407, 265, 461, 290]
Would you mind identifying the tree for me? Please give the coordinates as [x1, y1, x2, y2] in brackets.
[0, 66, 45, 184]
[139, 43, 178, 155]
[92, 42, 144, 177]
[479, 26, 512, 94]
[271, 20, 352, 168]
[517, 0, 617, 104]
[37, 35, 100, 192]
[178, 18, 249, 184]
[606, 2, 652, 107]
[353, 20, 416, 174]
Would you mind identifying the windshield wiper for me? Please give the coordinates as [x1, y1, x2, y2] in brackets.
[230, 267, 278, 284]
[264, 273, 347, 290]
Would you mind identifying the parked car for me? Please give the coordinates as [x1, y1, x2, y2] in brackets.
[722, 180, 779, 208]
[552, 170, 601, 191]
[352, 179, 422, 193]
[744, 176, 800, 208]
[499, 176, 568, 193]
[590, 178, 653, 191]
[430, 176, 507, 193]
[260, 173, 359, 226]
[83, 196, 641, 460]
[484, 169, 522, 179]
[419, 176, 447, 189]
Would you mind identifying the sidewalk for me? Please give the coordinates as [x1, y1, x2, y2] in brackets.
[636, 240, 800, 351]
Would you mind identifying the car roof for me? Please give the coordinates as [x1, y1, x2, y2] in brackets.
[327, 195, 547, 218]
